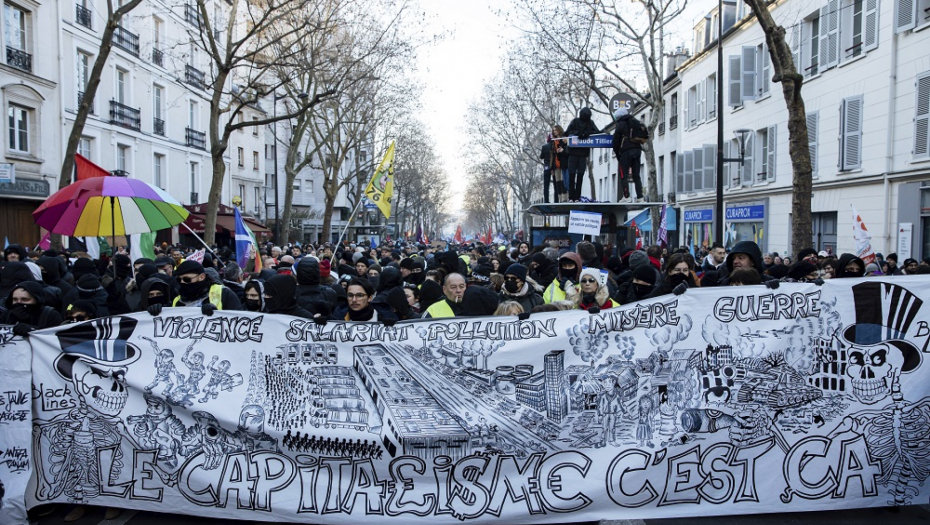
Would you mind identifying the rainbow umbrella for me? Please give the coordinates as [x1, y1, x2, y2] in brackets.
[33, 175, 189, 238]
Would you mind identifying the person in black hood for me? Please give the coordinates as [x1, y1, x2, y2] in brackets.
[138, 274, 173, 311]
[126, 263, 159, 311]
[374, 267, 403, 300]
[611, 107, 645, 202]
[563, 107, 599, 201]
[111, 253, 133, 283]
[263, 275, 315, 319]
[399, 257, 425, 286]
[836, 253, 866, 278]
[243, 280, 266, 312]
[0, 261, 37, 306]
[386, 286, 417, 320]
[64, 273, 110, 317]
[719, 241, 774, 284]
[461, 285, 500, 317]
[439, 250, 467, 276]
[71, 258, 98, 281]
[295, 257, 336, 317]
[37, 256, 73, 298]
[0, 281, 62, 335]
[529, 252, 558, 290]
[3, 244, 28, 264]
[418, 279, 443, 312]
[65, 299, 99, 323]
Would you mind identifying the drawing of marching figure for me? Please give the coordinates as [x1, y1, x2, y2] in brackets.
[127, 394, 198, 469]
[141, 336, 180, 396]
[595, 378, 623, 447]
[32, 317, 144, 503]
[165, 340, 207, 408]
[234, 405, 278, 452]
[198, 357, 242, 403]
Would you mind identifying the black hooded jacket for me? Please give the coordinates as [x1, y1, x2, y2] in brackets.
[264, 275, 315, 319]
[295, 258, 337, 317]
[38, 256, 73, 297]
[0, 261, 37, 306]
[64, 274, 111, 317]
[138, 275, 174, 311]
[836, 253, 867, 278]
[373, 267, 403, 308]
[612, 114, 644, 155]
[564, 107, 599, 158]
[529, 254, 558, 290]
[720, 241, 773, 284]
[0, 281, 62, 328]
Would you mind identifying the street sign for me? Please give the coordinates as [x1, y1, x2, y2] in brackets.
[0, 163, 14, 183]
[567, 134, 614, 148]
[609, 92, 636, 115]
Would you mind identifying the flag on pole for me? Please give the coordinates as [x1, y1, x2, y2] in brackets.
[187, 249, 206, 263]
[129, 232, 156, 262]
[454, 225, 463, 244]
[37, 231, 52, 250]
[234, 207, 261, 271]
[74, 154, 110, 182]
[415, 224, 424, 244]
[487, 226, 492, 246]
[364, 141, 395, 219]
[851, 205, 876, 264]
[657, 205, 668, 247]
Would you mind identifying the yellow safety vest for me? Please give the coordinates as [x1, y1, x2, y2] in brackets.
[172, 284, 224, 309]
[426, 300, 456, 318]
[543, 281, 566, 303]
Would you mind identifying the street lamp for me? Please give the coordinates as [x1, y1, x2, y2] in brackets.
[272, 91, 308, 244]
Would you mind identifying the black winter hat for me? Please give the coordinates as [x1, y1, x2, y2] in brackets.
[633, 264, 657, 285]
[788, 261, 818, 280]
[531, 252, 548, 267]
[385, 287, 410, 316]
[504, 263, 528, 282]
[576, 241, 597, 262]
[461, 286, 499, 316]
[796, 248, 818, 261]
[175, 260, 206, 276]
[72, 258, 98, 280]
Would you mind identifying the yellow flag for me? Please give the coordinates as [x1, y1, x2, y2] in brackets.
[364, 141, 395, 219]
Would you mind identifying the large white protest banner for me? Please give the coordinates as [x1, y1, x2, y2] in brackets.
[4, 277, 930, 523]
[0, 327, 32, 525]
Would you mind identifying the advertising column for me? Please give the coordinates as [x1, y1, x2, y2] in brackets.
[725, 200, 768, 252]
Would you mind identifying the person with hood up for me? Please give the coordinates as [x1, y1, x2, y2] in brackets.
[563, 107, 599, 201]
[373, 266, 403, 307]
[385, 286, 418, 320]
[127, 263, 160, 311]
[719, 241, 776, 286]
[620, 264, 660, 304]
[575, 268, 616, 310]
[418, 279, 444, 312]
[295, 257, 337, 318]
[499, 263, 544, 313]
[63, 273, 111, 317]
[37, 255, 73, 298]
[614, 250, 660, 303]
[529, 252, 558, 290]
[137, 274, 174, 312]
[0, 261, 37, 307]
[0, 281, 62, 335]
[399, 257, 425, 286]
[543, 252, 583, 303]
[835, 254, 867, 278]
[110, 254, 134, 290]
[149, 260, 241, 315]
[243, 280, 266, 312]
[461, 285, 500, 317]
[2, 244, 28, 264]
[611, 107, 646, 202]
[262, 275, 315, 319]
[332, 278, 398, 322]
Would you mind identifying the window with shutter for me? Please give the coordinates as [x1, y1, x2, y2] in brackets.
[707, 74, 717, 118]
[693, 148, 704, 192]
[685, 86, 692, 128]
[767, 125, 777, 181]
[729, 55, 742, 106]
[895, 0, 916, 32]
[758, 44, 770, 96]
[741, 46, 757, 100]
[676, 153, 684, 193]
[791, 22, 802, 71]
[914, 73, 930, 158]
[840, 95, 863, 170]
[699, 79, 706, 122]
[724, 142, 731, 188]
[757, 128, 769, 182]
[704, 144, 716, 190]
[806, 15, 821, 77]
[821, 1, 840, 69]
[742, 134, 754, 185]
[807, 111, 819, 176]
[864, 0, 879, 50]
[684, 151, 694, 193]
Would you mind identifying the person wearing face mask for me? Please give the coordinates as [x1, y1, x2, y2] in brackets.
[0, 281, 62, 336]
[243, 280, 266, 312]
[575, 268, 616, 310]
[499, 263, 544, 313]
[835, 254, 867, 278]
[620, 264, 659, 304]
[262, 275, 315, 319]
[543, 252, 583, 303]
[137, 274, 174, 312]
[64, 300, 98, 323]
[148, 260, 241, 316]
[650, 254, 698, 297]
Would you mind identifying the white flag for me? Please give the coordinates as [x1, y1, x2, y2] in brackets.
[851, 205, 876, 264]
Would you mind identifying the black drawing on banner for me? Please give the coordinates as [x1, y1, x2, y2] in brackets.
[33, 317, 143, 504]
[141, 336, 180, 397]
[0, 325, 13, 345]
[198, 357, 242, 403]
[127, 394, 194, 468]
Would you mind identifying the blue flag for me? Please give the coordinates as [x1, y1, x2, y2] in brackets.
[234, 207, 255, 269]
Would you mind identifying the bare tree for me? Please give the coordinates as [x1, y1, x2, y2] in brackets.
[742, 0, 812, 254]
[192, 0, 337, 245]
[392, 125, 449, 240]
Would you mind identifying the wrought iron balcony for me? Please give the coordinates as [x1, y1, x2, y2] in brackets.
[77, 91, 94, 114]
[184, 64, 206, 90]
[152, 48, 164, 67]
[5, 47, 31, 72]
[153, 118, 165, 136]
[185, 4, 202, 28]
[75, 4, 92, 29]
[186, 127, 206, 150]
[669, 115, 678, 130]
[190, 192, 199, 204]
[112, 26, 139, 56]
[109, 100, 141, 131]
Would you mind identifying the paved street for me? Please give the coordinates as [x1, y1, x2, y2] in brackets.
[28, 504, 930, 524]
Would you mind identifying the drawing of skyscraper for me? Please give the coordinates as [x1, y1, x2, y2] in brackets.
[545, 350, 568, 422]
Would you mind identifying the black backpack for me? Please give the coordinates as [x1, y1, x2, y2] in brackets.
[627, 117, 649, 145]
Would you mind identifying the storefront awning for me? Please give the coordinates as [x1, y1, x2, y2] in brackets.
[182, 204, 272, 237]
[623, 207, 677, 232]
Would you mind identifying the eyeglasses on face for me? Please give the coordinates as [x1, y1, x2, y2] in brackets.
[504, 276, 520, 282]
[178, 276, 199, 283]
[579, 278, 598, 284]
[347, 293, 369, 300]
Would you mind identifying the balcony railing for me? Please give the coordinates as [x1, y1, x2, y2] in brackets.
[184, 64, 205, 90]
[190, 192, 199, 204]
[109, 100, 141, 131]
[185, 4, 202, 28]
[110, 169, 129, 177]
[658, 122, 665, 136]
[153, 118, 165, 136]
[152, 48, 164, 67]
[75, 4, 92, 29]
[78, 90, 94, 114]
[669, 115, 678, 130]
[5, 47, 32, 72]
[186, 127, 206, 150]
[112, 26, 139, 56]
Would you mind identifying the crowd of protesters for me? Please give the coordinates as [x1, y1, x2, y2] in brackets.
[1, 237, 928, 335]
